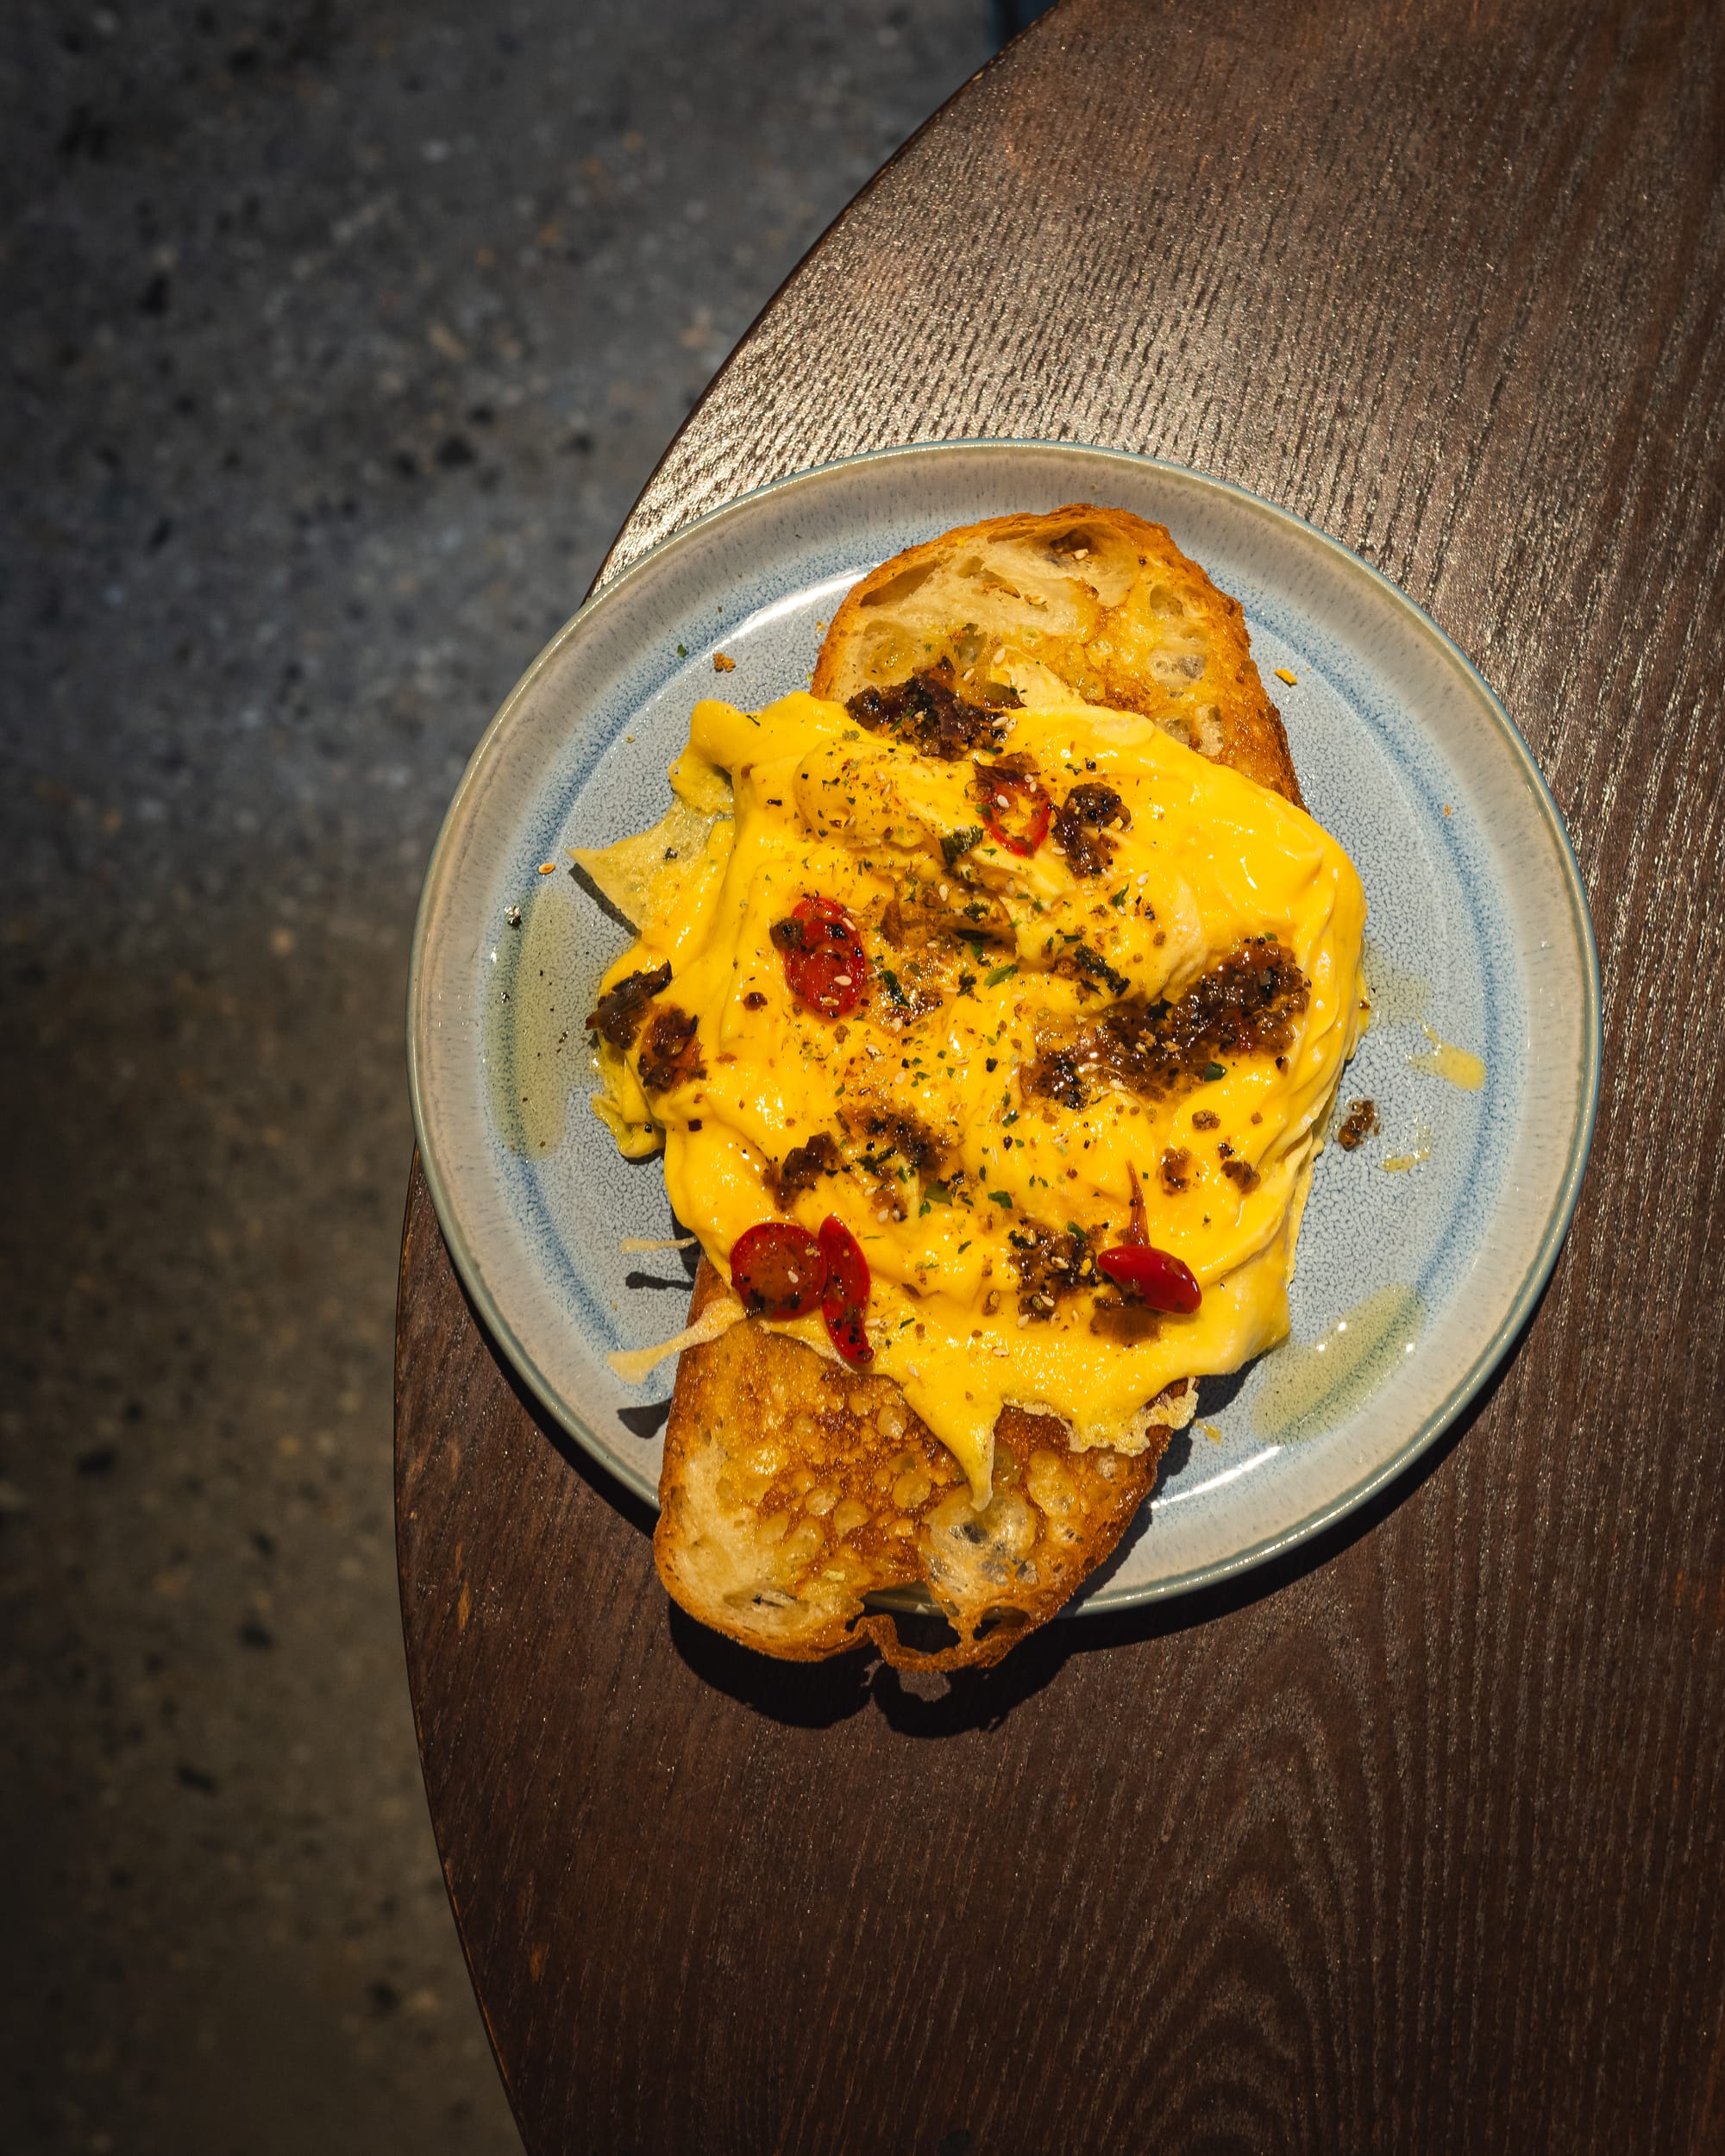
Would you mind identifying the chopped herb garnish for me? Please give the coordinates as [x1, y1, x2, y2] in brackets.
[1073, 943, 1132, 996]
[1204, 1060, 1226, 1081]
[940, 824, 984, 867]
[879, 968, 909, 1007]
[984, 962, 1018, 987]
[676, 643, 687, 656]
[988, 1190, 1013, 1207]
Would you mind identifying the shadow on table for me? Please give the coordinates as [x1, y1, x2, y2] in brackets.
[668, 1605, 875, 1727]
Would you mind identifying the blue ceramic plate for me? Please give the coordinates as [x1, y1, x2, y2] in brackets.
[407, 443, 1599, 1611]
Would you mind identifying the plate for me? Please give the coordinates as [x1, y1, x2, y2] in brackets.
[407, 442, 1600, 1611]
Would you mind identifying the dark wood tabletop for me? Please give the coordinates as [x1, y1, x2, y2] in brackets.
[395, 2, 1725, 2148]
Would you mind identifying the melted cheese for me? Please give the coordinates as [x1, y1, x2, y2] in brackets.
[589, 691, 1367, 1499]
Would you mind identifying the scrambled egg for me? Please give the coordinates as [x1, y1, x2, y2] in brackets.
[583, 690, 1367, 1499]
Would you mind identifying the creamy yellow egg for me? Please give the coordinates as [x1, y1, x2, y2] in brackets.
[586, 690, 1367, 1499]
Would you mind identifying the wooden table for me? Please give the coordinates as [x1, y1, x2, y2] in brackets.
[396, 3, 1725, 2147]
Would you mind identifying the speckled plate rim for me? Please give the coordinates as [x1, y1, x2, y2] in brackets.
[407, 439, 1602, 1614]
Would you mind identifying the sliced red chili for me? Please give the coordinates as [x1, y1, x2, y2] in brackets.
[770, 894, 868, 1018]
[818, 1213, 873, 1365]
[1095, 1243, 1202, 1314]
[974, 759, 1052, 857]
[730, 1221, 827, 1319]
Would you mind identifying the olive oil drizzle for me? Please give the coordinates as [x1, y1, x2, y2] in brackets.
[1407, 1021, 1486, 1091]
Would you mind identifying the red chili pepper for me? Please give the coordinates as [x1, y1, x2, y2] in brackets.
[974, 760, 1052, 857]
[770, 894, 868, 1018]
[818, 1213, 873, 1365]
[729, 1221, 827, 1319]
[1095, 1243, 1202, 1314]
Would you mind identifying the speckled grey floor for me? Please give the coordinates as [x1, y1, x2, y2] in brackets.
[0, 4, 993, 2148]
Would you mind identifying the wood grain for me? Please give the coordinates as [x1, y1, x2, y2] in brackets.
[397, 0, 1725, 2148]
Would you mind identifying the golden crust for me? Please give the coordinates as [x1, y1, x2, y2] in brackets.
[656, 1263, 1185, 1668]
[811, 502, 1302, 806]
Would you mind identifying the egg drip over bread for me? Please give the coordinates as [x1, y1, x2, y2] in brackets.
[583, 680, 1368, 1504]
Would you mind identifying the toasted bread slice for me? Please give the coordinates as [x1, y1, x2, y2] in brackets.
[811, 503, 1302, 806]
[656, 1263, 1193, 1668]
[652, 505, 1305, 1667]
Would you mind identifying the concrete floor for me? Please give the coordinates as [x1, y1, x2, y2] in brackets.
[0, 4, 994, 2147]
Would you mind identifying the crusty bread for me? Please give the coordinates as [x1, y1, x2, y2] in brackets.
[651, 504, 1302, 1668]
[811, 503, 1302, 806]
[656, 1263, 1192, 1668]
